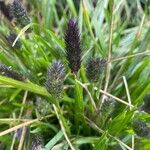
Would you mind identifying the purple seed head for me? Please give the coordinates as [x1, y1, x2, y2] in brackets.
[65, 18, 81, 74]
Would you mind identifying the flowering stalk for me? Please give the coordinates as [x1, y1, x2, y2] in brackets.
[9, 0, 30, 28]
[65, 19, 81, 74]
[45, 61, 75, 149]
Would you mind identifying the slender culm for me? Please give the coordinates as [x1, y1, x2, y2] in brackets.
[45, 60, 65, 99]
[132, 120, 150, 138]
[0, 1, 13, 21]
[86, 57, 106, 82]
[9, 0, 30, 28]
[0, 63, 26, 81]
[65, 19, 81, 74]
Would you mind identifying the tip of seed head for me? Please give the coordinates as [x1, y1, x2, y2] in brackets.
[68, 18, 77, 27]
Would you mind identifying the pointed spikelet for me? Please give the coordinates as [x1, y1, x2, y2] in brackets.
[86, 57, 106, 82]
[0, 63, 26, 81]
[9, 0, 30, 28]
[132, 120, 150, 138]
[65, 19, 81, 74]
[45, 60, 65, 99]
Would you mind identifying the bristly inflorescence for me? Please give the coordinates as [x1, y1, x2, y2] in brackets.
[0, 63, 26, 81]
[45, 60, 65, 99]
[35, 96, 52, 116]
[132, 120, 150, 138]
[9, 0, 30, 28]
[86, 57, 106, 82]
[65, 18, 81, 74]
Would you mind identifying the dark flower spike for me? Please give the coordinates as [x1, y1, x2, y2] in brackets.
[0, 1, 13, 21]
[31, 134, 44, 150]
[0, 63, 26, 81]
[9, 0, 30, 28]
[45, 60, 65, 99]
[86, 57, 106, 82]
[132, 120, 150, 138]
[65, 18, 81, 74]
[7, 32, 21, 49]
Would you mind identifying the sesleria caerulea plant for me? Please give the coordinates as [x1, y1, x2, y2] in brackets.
[0, 0, 150, 149]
